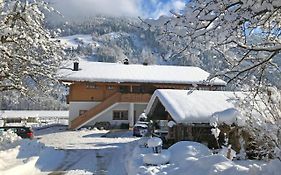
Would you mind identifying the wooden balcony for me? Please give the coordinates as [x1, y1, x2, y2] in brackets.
[69, 93, 151, 130]
[120, 93, 151, 103]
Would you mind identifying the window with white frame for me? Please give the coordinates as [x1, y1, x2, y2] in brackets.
[113, 110, 128, 120]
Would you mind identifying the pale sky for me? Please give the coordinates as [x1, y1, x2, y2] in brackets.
[49, 0, 187, 19]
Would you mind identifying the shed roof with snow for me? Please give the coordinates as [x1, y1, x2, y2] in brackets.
[58, 61, 226, 86]
[146, 90, 246, 125]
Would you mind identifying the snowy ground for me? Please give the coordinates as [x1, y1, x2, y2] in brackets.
[0, 126, 139, 175]
[1, 126, 281, 175]
[128, 141, 281, 175]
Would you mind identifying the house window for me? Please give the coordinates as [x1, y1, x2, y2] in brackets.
[132, 86, 142, 93]
[86, 83, 98, 89]
[113, 110, 128, 120]
[79, 110, 88, 116]
[119, 86, 130, 93]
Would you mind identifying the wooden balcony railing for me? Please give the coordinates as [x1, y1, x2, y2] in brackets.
[120, 93, 151, 103]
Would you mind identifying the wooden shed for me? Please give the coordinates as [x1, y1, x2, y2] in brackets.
[145, 89, 249, 152]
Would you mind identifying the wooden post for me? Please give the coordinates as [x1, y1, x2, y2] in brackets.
[227, 145, 232, 159]
[129, 103, 134, 127]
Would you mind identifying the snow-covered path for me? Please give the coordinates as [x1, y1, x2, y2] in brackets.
[48, 149, 97, 174]
[35, 126, 139, 175]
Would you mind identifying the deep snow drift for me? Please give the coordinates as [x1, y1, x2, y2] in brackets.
[127, 140, 281, 175]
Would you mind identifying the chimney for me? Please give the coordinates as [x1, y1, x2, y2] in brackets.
[73, 62, 79, 71]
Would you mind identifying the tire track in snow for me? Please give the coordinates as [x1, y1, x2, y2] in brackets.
[37, 128, 139, 175]
[93, 150, 110, 175]
[106, 140, 140, 175]
[48, 149, 96, 175]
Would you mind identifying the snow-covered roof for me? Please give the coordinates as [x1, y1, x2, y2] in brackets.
[0, 110, 69, 119]
[146, 90, 246, 125]
[58, 61, 226, 86]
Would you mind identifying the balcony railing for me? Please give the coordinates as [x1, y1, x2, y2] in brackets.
[120, 93, 151, 103]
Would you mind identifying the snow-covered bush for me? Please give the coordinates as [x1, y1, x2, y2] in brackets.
[0, 130, 21, 150]
[142, 137, 170, 165]
[168, 141, 212, 164]
[147, 137, 162, 153]
[238, 88, 281, 160]
[218, 146, 236, 160]
[143, 150, 170, 165]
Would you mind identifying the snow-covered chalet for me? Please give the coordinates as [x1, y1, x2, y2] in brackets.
[58, 61, 226, 130]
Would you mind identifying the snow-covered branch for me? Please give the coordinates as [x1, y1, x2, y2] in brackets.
[142, 0, 281, 160]
[0, 0, 63, 95]
[144, 0, 281, 85]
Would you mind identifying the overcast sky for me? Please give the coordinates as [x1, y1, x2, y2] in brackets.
[49, 0, 187, 19]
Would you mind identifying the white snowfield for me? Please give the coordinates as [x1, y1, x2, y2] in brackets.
[58, 61, 226, 85]
[146, 90, 247, 125]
